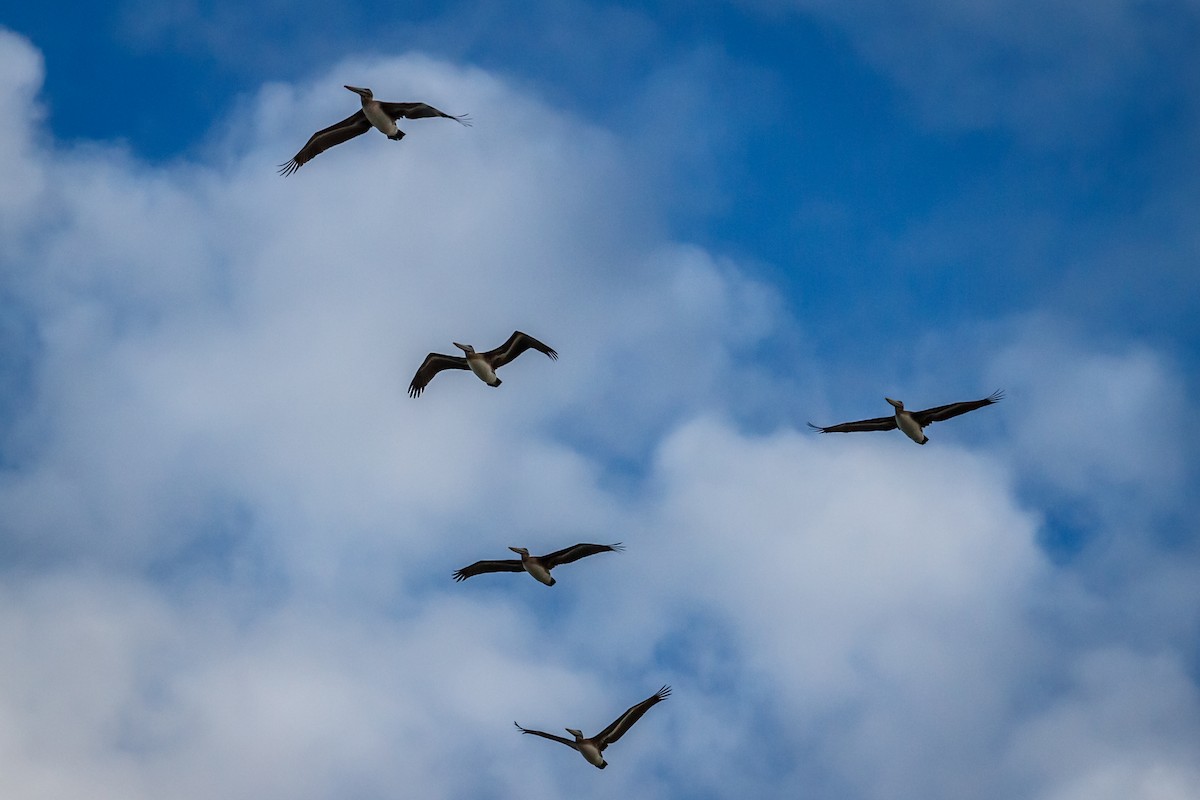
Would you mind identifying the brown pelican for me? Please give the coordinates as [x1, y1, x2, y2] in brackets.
[408, 331, 557, 397]
[515, 686, 670, 769]
[808, 390, 1003, 445]
[453, 543, 623, 586]
[279, 85, 471, 175]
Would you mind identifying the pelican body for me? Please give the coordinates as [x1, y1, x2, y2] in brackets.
[462, 343, 501, 387]
[408, 331, 558, 397]
[808, 390, 1004, 445]
[453, 543, 623, 586]
[515, 686, 671, 769]
[352, 86, 407, 140]
[279, 85, 470, 175]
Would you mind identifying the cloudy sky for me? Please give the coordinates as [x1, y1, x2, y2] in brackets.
[2, 1, 1199, 798]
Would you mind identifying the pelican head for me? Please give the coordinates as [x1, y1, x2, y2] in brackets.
[453, 342, 476, 355]
[565, 728, 584, 739]
[508, 546, 530, 556]
[885, 397, 904, 410]
[344, 85, 374, 99]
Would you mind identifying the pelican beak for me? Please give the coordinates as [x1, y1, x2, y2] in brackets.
[344, 85, 370, 96]
[885, 397, 902, 409]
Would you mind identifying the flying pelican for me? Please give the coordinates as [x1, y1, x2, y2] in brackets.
[279, 85, 471, 175]
[453, 543, 624, 586]
[408, 331, 557, 397]
[514, 686, 671, 769]
[808, 390, 1004, 445]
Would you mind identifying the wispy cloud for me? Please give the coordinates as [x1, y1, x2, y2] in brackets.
[746, 0, 1200, 146]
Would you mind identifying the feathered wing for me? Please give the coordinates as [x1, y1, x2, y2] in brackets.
[379, 101, 472, 126]
[408, 352, 469, 397]
[452, 559, 524, 582]
[540, 543, 624, 570]
[911, 389, 1005, 427]
[514, 723, 579, 750]
[278, 111, 372, 175]
[807, 416, 898, 434]
[483, 331, 559, 369]
[595, 686, 671, 750]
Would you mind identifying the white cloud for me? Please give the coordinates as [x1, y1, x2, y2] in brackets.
[987, 321, 1187, 503]
[0, 30, 47, 243]
[1005, 648, 1200, 800]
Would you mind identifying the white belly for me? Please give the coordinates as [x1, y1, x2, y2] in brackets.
[896, 412, 926, 444]
[468, 358, 499, 386]
[363, 103, 398, 136]
[524, 562, 554, 585]
[578, 742, 605, 768]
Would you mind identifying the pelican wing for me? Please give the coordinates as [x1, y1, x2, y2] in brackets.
[911, 390, 1004, 427]
[483, 331, 559, 369]
[595, 686, 671, 750]
[279, 111, 372, 176]
[540, 542, 624, 570]
[378, 101, 472, 126]
[807, 416, 898, 434]
[452, 559, 524, 582]
[514, 722, 579, 751]
[408, 352, 470, 397]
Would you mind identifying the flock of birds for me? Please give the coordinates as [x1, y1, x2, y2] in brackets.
[279, 84, 1005, 769]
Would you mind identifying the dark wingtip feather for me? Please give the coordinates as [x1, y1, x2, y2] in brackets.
[806, 422, 827, 433]
[656, 685, 672, 700]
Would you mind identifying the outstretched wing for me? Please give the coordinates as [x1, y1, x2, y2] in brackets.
[514, 722, 579, 750]
[482, 331, 558, 370]
[911, 389, 1004, 427]
[807, 416, 898, 434]
[540, 543, 624, 570]
[378, 101, 472, 126]
[279, 111, 372, 176]
[595, 685, 671, 750]
[452, 559, 524, 582]
[408, 352, 469, 397]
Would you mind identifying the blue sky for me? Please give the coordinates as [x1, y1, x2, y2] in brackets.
[1, 2, 1198, 798]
